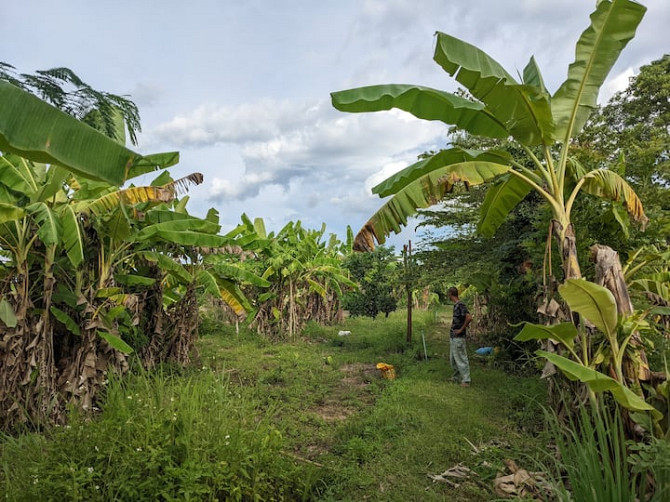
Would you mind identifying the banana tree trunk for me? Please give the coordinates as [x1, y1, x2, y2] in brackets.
[34, 246, 59, 423]
[0, 263, 32, 428]
[165, 281, 199, 365]
[591, 245, 651, 383]
[552, 220, 582, 281]
[139, 265, 166, 369]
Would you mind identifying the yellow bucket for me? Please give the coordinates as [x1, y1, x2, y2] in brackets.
[376, 362, 396, 380]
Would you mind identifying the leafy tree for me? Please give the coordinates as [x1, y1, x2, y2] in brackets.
[343, 247, 398, 319]
[0, 63, 141, 145]
[575, 54, 670, 254]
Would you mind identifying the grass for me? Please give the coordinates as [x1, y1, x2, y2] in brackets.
[1, 307, 547, 501]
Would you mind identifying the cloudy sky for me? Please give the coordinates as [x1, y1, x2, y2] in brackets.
[3, 0, 668, 247]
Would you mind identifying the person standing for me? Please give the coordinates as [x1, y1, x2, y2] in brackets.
[448, 287, 472, 387]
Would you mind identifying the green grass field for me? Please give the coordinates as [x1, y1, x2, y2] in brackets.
[1, 308, 546, 501]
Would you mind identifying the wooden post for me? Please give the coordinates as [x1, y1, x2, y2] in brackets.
[405, 241, 413, 344]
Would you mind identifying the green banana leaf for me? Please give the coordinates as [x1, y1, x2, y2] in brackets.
[125, 152, 180, 180]
[331, 84, 509, 139]
[558, 279, 617, 337]
[139, 216, 221, 236]
[307, 279, 327, 298]
[477, 174, 533, 238]
[372, 148, 511, 197]
[115, 274, 156, 287]
[197, 270, 250, 316]
[0, 203, 25, 224]
[37, 166, 70, 202]
[253, 217, 267, 239]
[354, 161, 510, 251]
[143, 230, 231, 248]
[552, 0, 646, 141]
[0, 81, 139, 185]
[60, 205, 84, 268]
[1, 81, 180, 185]
[538, 350, 659, 416]
[97, 331, 134, 354]
[211, 262, 271, 288]
[0, 154, 37, 194]
[514, 322, 578, 350]
[50, 306, 81, 336]
[139, 251, 193, 284]
[522, 56, 548, 92]
[433, 32, 554, 146]
[27, 202, 60, 246]
[0, 298, 17, 328]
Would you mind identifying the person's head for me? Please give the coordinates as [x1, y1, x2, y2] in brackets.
[447, 287, 459, 302]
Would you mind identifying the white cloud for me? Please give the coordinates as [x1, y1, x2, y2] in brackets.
[148, 97, 445, 204]
[600, 67, 635, 104]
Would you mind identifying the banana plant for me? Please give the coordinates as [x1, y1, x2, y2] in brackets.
[227, 217, 355, 340]
[515, 279, 661, 426]
[331, 0, 648, 283]
[0, 80, 178, 185]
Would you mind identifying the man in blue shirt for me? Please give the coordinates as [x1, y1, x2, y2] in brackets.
[448, 287, 472, 387]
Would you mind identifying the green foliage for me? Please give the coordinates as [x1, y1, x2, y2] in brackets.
[0, 370, 313, 501]
[225, 216, 354, 340]
[0, 63, 141, 146]
[516, 279, 660, 420]
[343, 247, 398, 319]
[0, 69, 261, 428]
[628, 437, 670, 501]
[543, 405, 636, 502]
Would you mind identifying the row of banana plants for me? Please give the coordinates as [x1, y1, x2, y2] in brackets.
[214, 216, 356, 340]
[0, 72, 269, 429]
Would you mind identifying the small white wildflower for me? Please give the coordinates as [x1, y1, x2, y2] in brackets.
[94, 446, 99, 452]
[126, 395, 132, 400]
[87, 467, 94, 473]
[136, 447, 142, 452]
[95, 485, 100, 490]
[170, 397, 175, 402]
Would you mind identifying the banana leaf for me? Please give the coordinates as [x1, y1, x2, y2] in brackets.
[478, 173, 533, 237]
[514, 322, 578, 351]
[354, 161, 510, 251]
[433, 32, 554, 145]
[558, 279, 617, 337]
[331, 84, 509, 139]
[538, 350, 659, 416]
[552, 0, 646, 140]
[372, 148, 511, 197]
[60, 205, 84, 268]
[580, 169, 648, 228]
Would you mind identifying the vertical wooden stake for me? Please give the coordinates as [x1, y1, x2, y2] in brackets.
[405, 241, 413, 344]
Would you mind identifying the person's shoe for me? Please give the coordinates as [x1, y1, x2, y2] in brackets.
[460, 382, 470, 387]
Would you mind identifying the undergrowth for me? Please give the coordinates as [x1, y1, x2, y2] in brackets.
[1, 308, 547, 501]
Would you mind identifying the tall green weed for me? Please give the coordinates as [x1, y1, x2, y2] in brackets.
[0, 368, 320, 501]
